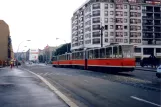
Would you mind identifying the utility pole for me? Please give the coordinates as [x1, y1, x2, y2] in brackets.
[100, 26, 104, 47]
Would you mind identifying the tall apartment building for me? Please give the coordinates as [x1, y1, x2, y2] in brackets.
[71, 0, 161, 60]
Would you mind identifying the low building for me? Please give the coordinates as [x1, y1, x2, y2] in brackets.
[39, 45, 56, 63]
[43, 45, 56, 62]
[26, 49, 39, 62]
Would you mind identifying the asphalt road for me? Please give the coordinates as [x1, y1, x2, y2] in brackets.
[0, 67, 67, 107]
[21, 64, 161, 107]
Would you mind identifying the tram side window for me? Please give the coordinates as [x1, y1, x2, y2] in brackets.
[72, 53, 74, 60]
[59, 55, 62, 60]
[100, 48, 105, 58]
[88, 50, 93, 59]
[79, 52, 83, 59]
[76, 52, 79, 59]
[106, 47, 112, 58]
[67, 54, 70, 60]
[113, 46, 118, 58]
[119, 46, 123, 58]
[94, 49, 100, 58]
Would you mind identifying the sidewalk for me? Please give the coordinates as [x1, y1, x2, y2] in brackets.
[0, 67, 67, 107]
[135, 66, 157, 72]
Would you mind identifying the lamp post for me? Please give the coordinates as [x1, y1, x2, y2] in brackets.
[56, 38, 68, 53]
[16, 40, 31, 61]
[100, 26, 104, 47]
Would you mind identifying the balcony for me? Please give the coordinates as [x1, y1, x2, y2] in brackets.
[142, 40, 156, 45]
[155, 40, 161, 45]
[143, 29, 153, 32]
[142, 16, 153, 19]
[143, 35, 153, 39]
[143, 23, 153, 26]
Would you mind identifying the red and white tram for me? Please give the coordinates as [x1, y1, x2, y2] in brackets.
[52, 44, 136, 73]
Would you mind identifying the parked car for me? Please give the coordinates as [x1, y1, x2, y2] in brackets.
[156, 65, 161, 78]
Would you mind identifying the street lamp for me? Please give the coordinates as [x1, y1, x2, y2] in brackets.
[56, 38, 68, 53]
[16, 40, 31, 61]
[100, 26, 104, 47]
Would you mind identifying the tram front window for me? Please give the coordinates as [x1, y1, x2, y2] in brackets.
[122, 45, 134, 58]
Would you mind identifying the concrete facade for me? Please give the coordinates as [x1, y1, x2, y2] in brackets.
[0, 20, 13, 65]
[71, 0, 161, 60]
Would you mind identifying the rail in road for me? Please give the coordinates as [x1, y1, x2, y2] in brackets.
[21, 64, 161, 107]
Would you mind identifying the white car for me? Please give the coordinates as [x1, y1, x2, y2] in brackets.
[156, 65, 161, 78]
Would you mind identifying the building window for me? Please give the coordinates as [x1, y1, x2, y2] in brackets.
[124, 12, 127, 16]
[105, 18, 108, 23]
[110, 32, 114, 36]
[137, 26, 141, 30]
[93, 3, 100, 9]
[124, 32, 128, 36]
[85, 33, 91, 38]
[92, 25, 100, 30]
[93, 17, 100, 23]
[124, 39, 128, 43]
[110, 25, 114, 29]
[138, 19, 141, 23]
[156, 48, 161, 53]
[138, 33, 141, 36]
[92, 31, 100, 37]
[93, 38, 100, 44]
[105, 38, 108, 43]
[124, 5, 127, 9]
[110, 4, 114, 8]
[124, 26, 128, 29]
[85, 27, 91, 32]
[110, 11, 114, 15]
[137, 13, 141, 17]
[137, 39, 141, 43]
[85, 40, 91, 44]
[143, 48, 154, 55]
[110, 18, 114, 22]
[135, 48, 141, 53]
[124, 19, 127, 23]
[137, 6, 141, 10]
[110, 38, 114, 42]
[105, 25, 108, 30]
[105, 32, 108, 37]
[105, 4, 108, 9]
[130, 5, 136, 10]
[92, 10, 100, 16]
[105, 11, 108, 16]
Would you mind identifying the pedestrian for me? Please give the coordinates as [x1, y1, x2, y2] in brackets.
[16, 60, 18, 68]
[10, 61, 13, 69]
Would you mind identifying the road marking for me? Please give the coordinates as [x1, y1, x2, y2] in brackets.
[23, 68, 79, 107]
[131, 96, 160, 107]
[84, 80, 88, 83]
[44, 73, 48, 76]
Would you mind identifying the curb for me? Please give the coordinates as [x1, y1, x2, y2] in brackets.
[23, 68, 79, 107]
[135, 68, 156, 72]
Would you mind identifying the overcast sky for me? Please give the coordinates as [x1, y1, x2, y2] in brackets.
[0, 0, 87, 52]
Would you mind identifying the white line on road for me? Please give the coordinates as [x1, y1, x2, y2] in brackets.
[44, 73, 48, 76]
[84, 80, 88, 83]
[131, 96, 160, 107]
[22, 68, 79, 107]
